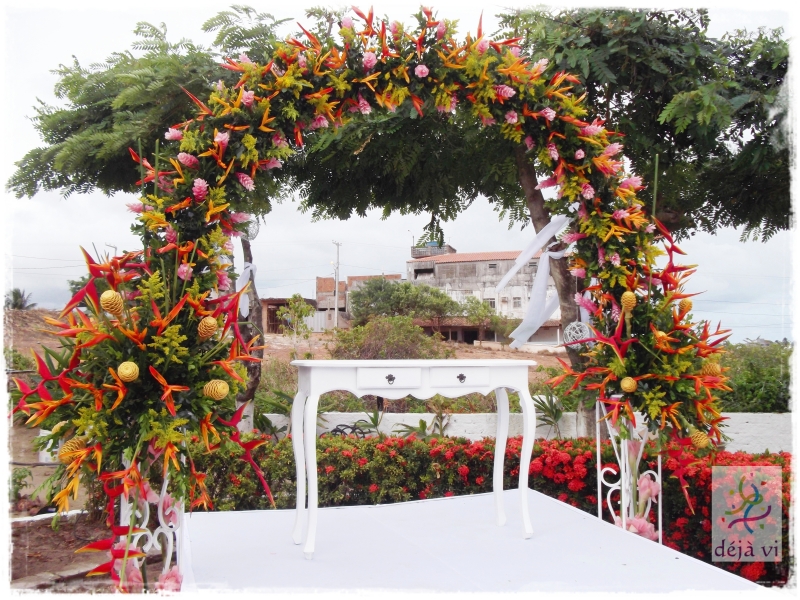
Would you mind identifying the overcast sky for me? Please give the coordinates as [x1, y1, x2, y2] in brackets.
[2, 0, 796, 343]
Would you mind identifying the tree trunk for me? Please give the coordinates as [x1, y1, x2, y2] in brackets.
[236, 237, 264, 433]
[515, 147, 595, 437]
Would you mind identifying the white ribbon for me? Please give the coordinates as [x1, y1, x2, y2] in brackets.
[237, 261, 256, 317]
[508, 247, 567, 348]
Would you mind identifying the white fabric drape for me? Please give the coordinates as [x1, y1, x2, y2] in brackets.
[508, 247, 566, 348]
[237, 261, 256, 317]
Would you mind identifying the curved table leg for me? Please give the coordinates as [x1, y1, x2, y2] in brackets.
[302, 394, 321, 559]
[518, 386, 536, 539]
[493, 387, 510, 526]
[291, 389, 308, 545]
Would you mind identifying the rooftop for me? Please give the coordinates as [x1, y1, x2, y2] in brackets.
[408, 250, 543, 265]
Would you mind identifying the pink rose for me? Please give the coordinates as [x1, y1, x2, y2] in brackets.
[177, 263, 193, 281]
[310, 115, 329, 130]
[341, 16, 353, 29]
[524, 136, 534, 151]
[581, 183, 595, 199]
[363, 51, 377, 71]
[236, 172, 255, 191]
[619, 176, 643, 190]
[165, 226, 177, 244]
[547, 143, 559, 160]
[238, 53, 252, 64]
[177, 152, 199, 169]
[603, 143, 624, 157]
[476, 38, 490, 53]
[230, 212, 252, 224]
[494, 85, 516, 99]
[217, 270, 232, 291]
[505, 110, 518, 124]
[192, 178, 208, 202]
[260, 158, 282, 170]
[414, 64, 429, 78]
[157, 566, 183, 592]
[574, 149, 585, 160]
[241, 89, 255, 108]
[436, 21, 446, 39]
[164, 128, 183, 141]
[540, 107, 556, 121]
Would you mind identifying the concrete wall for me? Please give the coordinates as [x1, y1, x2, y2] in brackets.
[262, 411, 793, 454]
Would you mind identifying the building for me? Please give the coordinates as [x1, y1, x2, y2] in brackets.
[261, 297, 317, 334]
[406, 248, 562, 345]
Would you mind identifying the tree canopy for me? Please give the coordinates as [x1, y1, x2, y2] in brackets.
[349, 279, 461, 326]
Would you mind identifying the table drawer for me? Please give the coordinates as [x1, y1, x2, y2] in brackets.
[430, 367, 490, 387]
[357, 367, 422, 389]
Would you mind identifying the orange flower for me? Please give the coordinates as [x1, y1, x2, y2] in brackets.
[148, 366, 189, 417]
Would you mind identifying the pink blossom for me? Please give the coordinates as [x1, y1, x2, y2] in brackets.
[612, 209, 631, 220]
[540, 107, 556, 121]
[577, 203, 588, 220]
[121, 561, 144, 593]
[297, 54, 307, 70]
[363, 51, 377, 71]
[389, 21, 400, 35]
[157, 566, 183, 592]
[177, 263, 193, 281]
[611, 304, 621, 322]
[272, 133, 288, 148]
[436, 21, 446, 39]
[603, 143, 623, 157]
[638, 474, 661, 502]
[581, 183, 595, 199]
[165, 226, 177, 244]
[215, 80, 225, 92]
[223, 240, 235, 254]
[141, 480, 160, 504]
[126, 202, 144, 214]
[505, 110, 518, 124]
[574, 149, 585, 160]
[562, 232, 587, 244]
[177, 152, 199, 169]
[535, 176, 558, 190]
[619, 176, 643, 190]
[147, 439, 164, 461]
[547, 143, 559, 160]
[597, 246, 606, 267]
[164, 128, 183, 141]
[476, 38, 490, 53]
[580, 118, 605, 136]
[238, 53, 252, 64]
[510, 46, 521, 57]
[214, 131, 230, 151]
[157, 175, 174, 194]
[236, 172, 255, 191]
[357, 94, 371, 115]
[627, 439, 642, 458]
[230, 212, 252, 224]
[645, 223, 655, 233]
[574, 292, 598, 314]
[310, 115, 329, 130]
[260, 158, 282, 170]
[480, 115, 496, 126]
[163, 494, 181, 526]
[531, 58, 549, 76]
[414, 64, 429, 78]
[241, 90, 255, 108]
[610, 253, 621, 267]
[437, 96, 457, 114]
[341, 16, 353, 29]
[217, 270, 232, 291]
[524, 136, 535, 151]
[494, 85, 516, 99]
[192, 178, 208, 202]
[614, 516, 658, 541]
[570, 267, 586, 278]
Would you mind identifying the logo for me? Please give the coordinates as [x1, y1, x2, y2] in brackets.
[712, 466, 782, 562]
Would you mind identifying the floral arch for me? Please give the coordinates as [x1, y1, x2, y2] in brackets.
[12, 6, 730, 591]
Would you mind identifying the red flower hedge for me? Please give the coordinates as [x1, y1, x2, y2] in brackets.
[190, 434, 791, 586]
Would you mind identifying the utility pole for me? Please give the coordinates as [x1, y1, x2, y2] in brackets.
[332, 240, 341, 329]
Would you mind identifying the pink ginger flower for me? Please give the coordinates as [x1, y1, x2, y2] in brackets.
[494, 84, 516, 99]
[177, 263, 193, 281]
[192, 178, 208, 202]
[157, 566, 183, 592]
[570, 267, 586, 278]
[389, 21, 400, 35]
[535, 176, 558, 190]
[547, 143, 559, 160]
[476, 38, 490, 53]
[510, 46, 521, 57]
[223, 239, 235, 254]
[215, 80, 225, 92]
[531, 58, 549, 76]
[611, 304, 621, 322]
[436, 21, 446, 39]
[638, 474, 661, 502]
[217, 270, 232, 291]
[610, 253, 621, 267]
[260, 157, 282, 170]
[603, 142, 624, 156]
[480, 115, 496, 126]
[126, 202, 144, 214]
[614, 516, 658, 542]
[241, 89, 255, 108]
[165, 226, 177, 244]
[414, 64, 429, 78]
[363, 51, 377, 71]
[619, 175, 643, 190]
[164, 128, 183, 141]
[272, 133, 288, 148]
[120, 561, 144, 593]
[310, 115, 329, 130]
[230, 212, 252, 224]
[236, 172, 255, 191]
[177, 152, 199, 169]
[612, 209, 631, 220]
[238, 53, 252, 64]
[297, 54, 307, 70]
[562, 232, 587, 244]
[158, 176, 174, 194]
[357, 94, 371, 115]
[580, 118, 605, 136]
[341, 16, 353, 29]
[540, 107, 556, 121]
[597, 246, 606, 267]
[645, 223, 656, 233]
[214, 131, 230, 151]
[581, 183, 595, 199]
[574, 292, 598, 315]
[574, 149, 585, 160]
[577, 203, 588, 220]
[524, 136, 535, 151]
[505, 110, 518, 124]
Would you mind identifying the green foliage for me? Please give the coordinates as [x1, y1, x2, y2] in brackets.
[10, 467, 33, 502]
[717, 341, 792, 412]
[349, 279, 461, 326]
[275, 294, 315, 358]
[4, 288, 37, 310]
[327, 316, 454, 360]
[533, 390, 565, 439]
[488, 315, 521, 346]
[462, 296, 494, 341]
[5, 347, 34, 371]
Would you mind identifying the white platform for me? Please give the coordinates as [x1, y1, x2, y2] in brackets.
[180, 488, 757, 593]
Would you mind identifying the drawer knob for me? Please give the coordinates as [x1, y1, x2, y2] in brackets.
[457, 373, 466, 383]
[386, 374, 395, 384]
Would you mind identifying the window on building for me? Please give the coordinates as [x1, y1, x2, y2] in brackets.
[513, 297, 522, 308]
[486, 298, 496, 309]
[414, 268, 434, 279]
[528, 260, 538, 271]
[488, 263, 497, 270]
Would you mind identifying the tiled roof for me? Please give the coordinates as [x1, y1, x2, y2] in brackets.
[408, 250, 543, 264]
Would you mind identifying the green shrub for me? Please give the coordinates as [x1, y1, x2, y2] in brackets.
[718, 341, 792, 412]
[328, 315, 454, 360]
[4, 347, 34, 371]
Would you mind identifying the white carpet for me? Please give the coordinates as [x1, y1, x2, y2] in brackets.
[180, 488, 757, 593]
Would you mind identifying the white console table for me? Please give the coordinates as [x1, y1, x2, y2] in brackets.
[289, 359, 538, 559]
